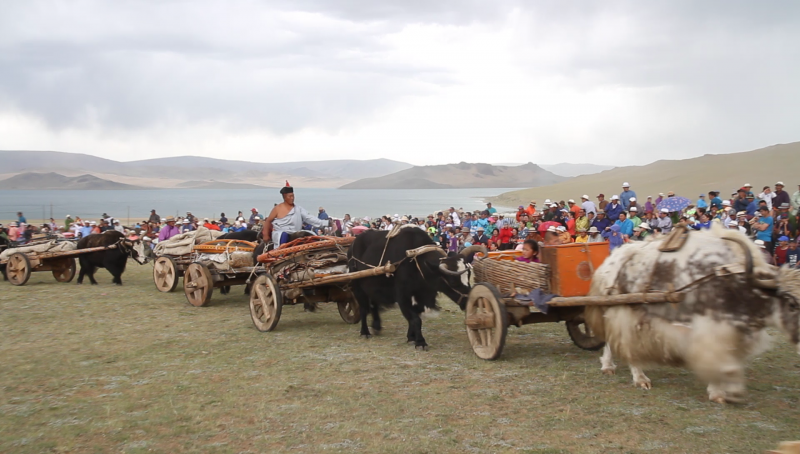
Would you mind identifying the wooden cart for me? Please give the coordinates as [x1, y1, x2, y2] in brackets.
[181, 239, 260, 306]
[465, 242, 611, 360]
[247, 236, 380, 332]
[1, 243, 116, 286]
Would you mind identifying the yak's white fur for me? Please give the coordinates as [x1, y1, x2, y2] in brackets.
[585, 224, 792, 403]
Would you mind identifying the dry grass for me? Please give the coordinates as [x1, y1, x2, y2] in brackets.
[1, 263, 799, 453]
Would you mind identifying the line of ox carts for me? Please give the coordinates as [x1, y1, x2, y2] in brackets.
[2, 224, 799, 405]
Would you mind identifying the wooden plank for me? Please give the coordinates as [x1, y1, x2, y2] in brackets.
[0, 244, 118, 264]
[548, 292, 685, 307]
[281, 263, 397, 290]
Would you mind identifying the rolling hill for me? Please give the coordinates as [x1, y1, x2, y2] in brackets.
[340, 162, 567, 189]
[0, 172, 147, 190]
[492, 142, 800, 207]
[0, 151, 413, 188]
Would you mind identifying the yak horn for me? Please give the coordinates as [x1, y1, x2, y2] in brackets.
[722, 235, 778, 289]
[439, 263, 468, 276]
[459, 245, 488, 259]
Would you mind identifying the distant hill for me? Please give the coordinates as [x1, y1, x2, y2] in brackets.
[0, 172, 146, 190]
[175, 180, 267, 189]
[540, 163, 615, 178]
[340, 162, 567, 189]
[0, 150, 413, 188]
[492, 142, 800, 207]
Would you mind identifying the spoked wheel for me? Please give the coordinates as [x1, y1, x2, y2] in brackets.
[249, 274, 283, 332]
[183, 263, 214, 307]
[464, 283, 508, 360]
[565, 316, 605, 351]
[337, 295, 360, 324]
[52, 257, 76, 283]
[153, 256, 179, 293]
[7, 253, 32, 286]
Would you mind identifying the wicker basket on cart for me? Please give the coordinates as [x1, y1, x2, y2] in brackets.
[473, 258, 550, 295]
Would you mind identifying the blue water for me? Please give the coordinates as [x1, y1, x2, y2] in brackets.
[0, 188, 517, 223]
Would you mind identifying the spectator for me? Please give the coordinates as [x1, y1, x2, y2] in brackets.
[64, 215, 74, 231]
[644, 196, 655, 213]
[632, 223, 651, 241]
[219, 212, 228, 224]
[696, 194, 708, 209]
[516, 239, 540, 263]
[655, 193, 664, 207]
[473, 227, 488, 246]
[8, 222, 20, 242]
[785, 238, 799, 268]
[486, 202, 497, 215]
[567, 199, 581, 216]
[773, 182, 790, 210]
[615, 212, 634, 237]
[17, 212, 27, 225]
[596, 194, 608, 211]
[587, 226, 604, 243]
[792, 184, 800, 216]
[557, 226, 572, 244]
[249, 208, 261, 228]
[575, 209, 589, 232]
[733, 188, 750, 213]
[605, 195, 623, 220]
[708, 191, 723, 209]
[90, 221, 101, 234]
[158, 216, 181, 241]
[498, 222, 514, 250]
[591, 212, 611, 232]
[148, 209, 160, 224]
[581, 195, 596, 215]
[574, 228, 589, 243]
[754, 207, 774, 252]
[620, 182, 637, 210]
[602, 224, 626, 251]
[113, 220, 124, 233]
[691, 213, 712, 230]
[655, 208, 673, 233]
[628, 207, 641, 230]
[758, 186, 776, 211]
[448, 207, 460, 227]
[775, 236, 791, 266]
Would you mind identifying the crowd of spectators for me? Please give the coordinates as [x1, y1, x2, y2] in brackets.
[2, 182, 799, 268]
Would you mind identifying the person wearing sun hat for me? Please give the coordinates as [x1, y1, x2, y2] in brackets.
[605, 195, 623, 220]
[773, 181, 791, 211]
[158, 216, 181, 242]
[619, 182, 636, 211]
[581, 194, 597, 215]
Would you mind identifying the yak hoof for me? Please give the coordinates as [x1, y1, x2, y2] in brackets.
[601, 367, 616, 376]
[361, 333, 372, 339]
[415, 345, 429, 351]
[91, 282, 98, 286]
[634, 379, 652, 390]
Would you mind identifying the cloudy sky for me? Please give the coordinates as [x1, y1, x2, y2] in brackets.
[1, 0, 798, 166]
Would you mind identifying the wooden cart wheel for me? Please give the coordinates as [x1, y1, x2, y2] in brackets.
[464, 283, 508, 360]
[7, 253, 32, 286]
[565, 317, 605, 351]
[52, 258, 76, 283]
[153, 256, 179, 293]
[249, 274, 283, 332]
[337, 294, 360, 324]
[183, 263, 213, 307]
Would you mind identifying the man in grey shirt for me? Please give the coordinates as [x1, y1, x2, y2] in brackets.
[655, 208, 673, 233]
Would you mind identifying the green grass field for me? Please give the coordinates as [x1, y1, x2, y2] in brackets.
[1, 262, 798, 453]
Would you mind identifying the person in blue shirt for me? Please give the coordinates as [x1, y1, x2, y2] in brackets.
[745, 196, 760, 217]
[614, 212, 634, 237]
[691, 213, 712, 230]
[17, 212, 27, 225]
[696, 194, 708, 209]
[605, 195, 623, 220]
[754, 207, 774, 251]
[619, 183, 637, 211]
[786, 238, 800, 268]
[485, 203, 497, 215]
[709, 191, 723, 210]
[591, 212, 611, 232]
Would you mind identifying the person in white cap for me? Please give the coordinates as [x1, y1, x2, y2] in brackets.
[181, 218, 194, 233]
[113, 219, 124, 233]
[773, 181, 791, 210]
[581, 194, 596, 215]
[620, 182, 636, 211]
[605, 195, 623, 220]
[567, 199, 580, 216]
[654, 208, 673, 233]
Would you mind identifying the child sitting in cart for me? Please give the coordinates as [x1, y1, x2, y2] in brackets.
[515, 239, 540, 263]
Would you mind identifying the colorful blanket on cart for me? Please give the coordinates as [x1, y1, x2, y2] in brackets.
[0, 240, 77, 261]
[154, 227, 222, 257]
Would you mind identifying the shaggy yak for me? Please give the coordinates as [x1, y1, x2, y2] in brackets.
[77, 231, 148, 285]
[585, 224, 800, 403]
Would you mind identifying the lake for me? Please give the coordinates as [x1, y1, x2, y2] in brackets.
[0, 188, 517, 223]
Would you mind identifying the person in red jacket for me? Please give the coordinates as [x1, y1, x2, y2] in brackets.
[498, 224, 514, 250]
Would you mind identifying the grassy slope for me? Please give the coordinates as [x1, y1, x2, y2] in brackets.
[1, 264, 798, 453]
[493, 142, 800, 207]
